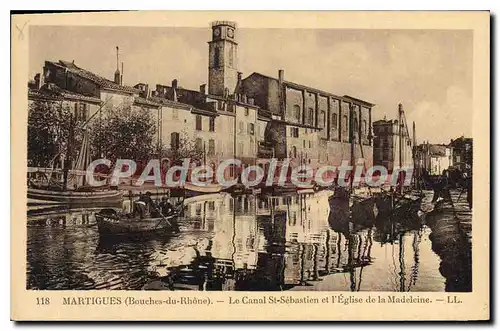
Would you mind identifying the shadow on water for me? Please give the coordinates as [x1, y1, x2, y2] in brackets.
[26, 190, 467, 292]
[425, 197, 472, 292]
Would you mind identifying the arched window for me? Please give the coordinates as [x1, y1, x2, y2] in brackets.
[353, 117, 358, 133]
[363, 120, 367, 134]
[308, 108, 314, 125]
[343, 115, 348, 131]
[320, 110, 326, 128]
[293, 104, 301, 121]
[171, 132, 180, 150]
[332, 113, 338, 128]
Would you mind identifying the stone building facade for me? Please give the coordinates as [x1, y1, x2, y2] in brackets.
[372, 117, 413, 172]
[241, 70, 375, 169]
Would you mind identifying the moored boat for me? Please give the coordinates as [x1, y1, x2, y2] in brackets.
[27, 187, 123, 206]
[170, 182, 226, 198]
[95, 208, 179, 236]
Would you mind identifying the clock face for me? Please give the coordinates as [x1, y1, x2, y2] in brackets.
[213, 28, 221, 37]
[227, 28, 234, 38]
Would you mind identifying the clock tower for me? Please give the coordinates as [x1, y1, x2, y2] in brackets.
[208, 21, 238, 96]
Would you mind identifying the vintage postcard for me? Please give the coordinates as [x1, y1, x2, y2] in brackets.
[11, 11, 490, 321]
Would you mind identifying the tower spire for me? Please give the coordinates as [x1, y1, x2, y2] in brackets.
[412, 121, 416, 146]
[116, 46, 119, 71]
[114, 46, 121, 85]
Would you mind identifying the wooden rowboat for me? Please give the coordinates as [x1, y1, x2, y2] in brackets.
[95, 208, 179, 236]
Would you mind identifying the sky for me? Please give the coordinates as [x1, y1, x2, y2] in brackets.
[29, 26, 472, 144]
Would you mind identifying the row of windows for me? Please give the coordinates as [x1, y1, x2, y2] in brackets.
[171, 133, 255, 156]
[290, 104, 369, 135]
[195, 115, 216, 132]
[291, 105, 316, 123]
[238, 122, 255, 135]
[195, 115, 257, 135]
[289, 127, 318, 137]
[171, 132, 217, 156]
[288, 146, 312, 163]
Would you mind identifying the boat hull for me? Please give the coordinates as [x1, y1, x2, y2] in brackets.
[95, 211, 178, 236]
[28, 188, 123, 206]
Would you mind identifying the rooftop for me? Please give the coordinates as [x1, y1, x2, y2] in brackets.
[28, 84, 103, 104]
[47, 60, 139, 94]
[244, 72, 375, 106]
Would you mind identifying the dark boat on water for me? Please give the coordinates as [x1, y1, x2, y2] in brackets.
[95, 208, 179, 236]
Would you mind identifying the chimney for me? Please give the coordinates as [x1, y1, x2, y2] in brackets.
[200, 84, 206, 95]
[278, 69, 284, 84]
[34, 73, 41, 90]
[237, 72, 243, 82]
[172, 79, 178, 102]
[142, 84, 149, 99]
[121, 62, 124, 86]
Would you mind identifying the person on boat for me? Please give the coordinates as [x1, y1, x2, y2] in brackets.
[159, 197, 175, 216]
[133, 200, 147, 218]
[132, 192, 152, 218]
[138, 191, 155, 216]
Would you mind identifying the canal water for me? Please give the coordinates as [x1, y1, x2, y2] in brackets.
[27, 191, 446, 291]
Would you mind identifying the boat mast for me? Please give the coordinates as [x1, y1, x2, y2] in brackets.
[398, 103, 403, 170]
[398, 103, 404, 194]
[233, 106, 237, 179]
[62, 110, 75, 190]
[412, 121, 418, 189]
[349, 105, 355, 193]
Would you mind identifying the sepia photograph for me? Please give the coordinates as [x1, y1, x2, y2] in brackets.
[11, 10, 490, 321]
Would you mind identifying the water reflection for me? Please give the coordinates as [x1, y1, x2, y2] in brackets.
[27, 191, 446, 291]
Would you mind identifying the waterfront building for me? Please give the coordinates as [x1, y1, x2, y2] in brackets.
[372, 116, 413, 172]
[41, 59, 140, 116]
[449, 136, 473, 174]
[241, 70, 375, 169]
[414, 142, 452, 176]
[429, 144, 452, 176]
[28, 20, 380, 181]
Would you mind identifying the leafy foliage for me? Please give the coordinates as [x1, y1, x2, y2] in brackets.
[27, 100, 82, 167]
[89, 104, 157, 161]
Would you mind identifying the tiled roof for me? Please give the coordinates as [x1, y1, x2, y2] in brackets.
[245, 72, 375, 106]
[245, 72, 344, 100]
[285, 80, 343, 100]
[28, 86, 102, 104]
[49, 60, 139, 94]
[134, 97, 161, 108]
[148, 96, 192, 110]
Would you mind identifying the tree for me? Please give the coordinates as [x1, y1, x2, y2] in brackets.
[27, 100, 81, 168]
[89, 104, 157, 162]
